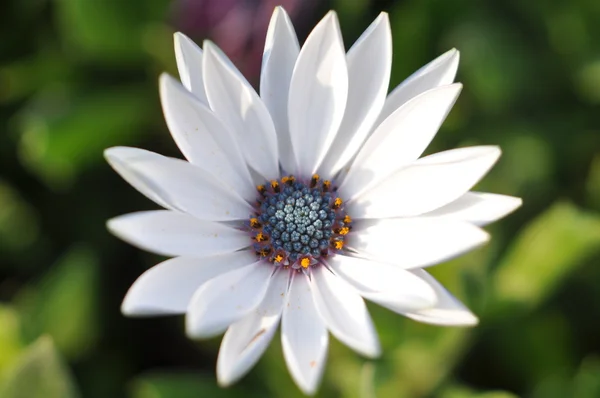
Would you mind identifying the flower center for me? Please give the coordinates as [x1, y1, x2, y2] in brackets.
[248, 174, 351, 270]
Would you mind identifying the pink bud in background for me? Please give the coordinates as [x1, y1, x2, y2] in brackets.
[172, 0, 318, 82]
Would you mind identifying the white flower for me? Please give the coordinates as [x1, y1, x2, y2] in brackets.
[105, 7, 522, 395]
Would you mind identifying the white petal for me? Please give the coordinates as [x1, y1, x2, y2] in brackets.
[103, 147, 170, 210]
[422, 192, 523, 226]
[288, 11, 348, 177]
[159, 74, 255, 200]
[217, 269, 289, 386]
[310, 266, 380, 358]
[340, 84, 462, 200]
[349, 146, 501, 219]
[403, 269, 478, 326]
[347, 218, 489, 269]
[174, 32, 208, 104]
[281, 273, 328, 395]
[374, 48, 459, 128]
[186, 261, 273, 338]
[326, 255, 436, 313]
[318, 13, 392, 178]
[260, 6, 300, 175]
[104, 147, 253, 221]
[107, 210, 249, 257]
[121, 250, 257, 316]
[203, 41, 279, 180]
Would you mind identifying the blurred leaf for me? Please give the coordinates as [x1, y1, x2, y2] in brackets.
[575, 60, 600, 104]
[530, 374, 572, 398]
[492, 311, 575, 385]
[359, 362, 376, 398]
[491, 201, 600, 316]
[377, 328, 471, 398]
[586, 154, 600, 210]
[440, 384, 519, 398]
[388, 1, 432, 87]
[16, 246, 99, 360]
[54, 0, 168, 63]
[531, 357, 600, 398]
[319, 337, 366, 398]
[572, 357, 600, 398]
[0, 305, 25, 374]
[0, 180, 40, 255]
[480, 129, 555, 198]
[0, 336, 79, 398]
[449, 16, 537, 114]
[334, 0, 370, 39]
[129, 373, 259, 398]
[0, 50, 70, 103]
[17, 85, 154, 189]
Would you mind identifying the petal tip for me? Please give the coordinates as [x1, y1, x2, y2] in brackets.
[375, 11, 390, 25]
[363, 342, 382, 359]
[324, 9, 338, 19]
[103, 146, 138, 160]
[489, 145, 502, 160]
[477, 229, 492, 247]
[454, 311, 479, 327]
[184, 310, 221, 339]
[513, 196, 523, 208]
[103, 146, 127, 163]
[438, 48, 460, 70]
[120, 291, 163, 317]
[320, 10, 340, 31]
[174, 32, 201, 52]
[184, 315, 200, 338]
[273, 5, 288, 15]
[158, 71, 172, 83]
[105, 217, 118, 232]
[216, 370, 235, 388]
[295, 379, 319, 396]
[443, 48, 459, 60]
[120, 298, 138, 317]
[173, 31, 185, 43]
[202, 40, 230, 69]
[158, 72, 177, 93]
[202, 39, 217, 54]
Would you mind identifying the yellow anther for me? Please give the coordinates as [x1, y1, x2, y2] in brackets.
[270, 180, 280, 192]
[258, 247, 272, 257]
[273, 254, 284, 263]
[333, 197, 343, 209]
[337, 226, 350, 236]
[343, 215, 352, 224]
[323, 180, 331, 190]
[333, 240, 344, 250]
[300, 257, 311, 268]
[310, 174, 320, 187]
[250, 218, 262, 229]
[254, 232, 268, 242]
[257, 185, 266, 195]
[281, 176, 295, 185]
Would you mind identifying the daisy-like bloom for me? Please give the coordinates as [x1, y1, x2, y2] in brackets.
[105, 7, 522, 395]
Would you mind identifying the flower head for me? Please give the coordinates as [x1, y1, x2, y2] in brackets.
[105, 7, 522, 395]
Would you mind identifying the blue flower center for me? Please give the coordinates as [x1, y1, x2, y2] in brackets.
[248, 175, 351, 270]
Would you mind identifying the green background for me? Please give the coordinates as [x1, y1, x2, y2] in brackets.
[1, 0, 600, 397]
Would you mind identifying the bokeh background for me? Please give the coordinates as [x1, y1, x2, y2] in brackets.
[1, 0, 600, 397]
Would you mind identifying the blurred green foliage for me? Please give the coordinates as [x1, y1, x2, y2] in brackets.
[0, 336, 79, 398]
[1, 0, 599, 397]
